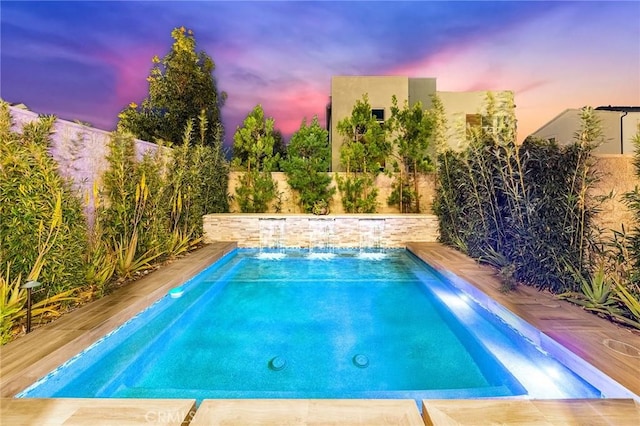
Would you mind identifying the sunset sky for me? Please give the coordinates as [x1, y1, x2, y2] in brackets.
[1, 1, 639, 147]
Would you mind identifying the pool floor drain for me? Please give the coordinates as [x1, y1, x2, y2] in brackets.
[353, 354, 369, 368]
[268, 356, 287, 371]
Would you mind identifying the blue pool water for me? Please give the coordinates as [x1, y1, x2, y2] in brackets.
[21, 249, 611, 401]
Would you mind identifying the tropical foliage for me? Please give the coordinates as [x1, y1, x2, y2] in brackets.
[433, 96, 640, 328]
[434, 95, 601, 294]
[0, 102, 88, 299]
[622, 123, 640, 285]
[0, 100, 229, 343]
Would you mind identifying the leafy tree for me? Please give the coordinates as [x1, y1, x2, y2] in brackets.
[387, 95, 435, 213]
[117, 27, 225, 147]
[232, 105, 279, 212]
[336, 94, 391, 213]
[283, 116, 335, 213]
[430, 94, 449, 155]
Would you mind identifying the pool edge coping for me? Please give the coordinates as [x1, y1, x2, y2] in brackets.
[406, 242, 640, 402]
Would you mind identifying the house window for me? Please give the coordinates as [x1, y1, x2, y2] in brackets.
[372, 109, 385, 123]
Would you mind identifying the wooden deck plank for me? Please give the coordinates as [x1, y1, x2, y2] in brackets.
[421, 399, 640, 425]
[0, 242, 237, 398]
[422, 399, 550, 425]
[407, 242, 640, 400]
[0, 398, 196, 425]
[190, 399, 424, 426]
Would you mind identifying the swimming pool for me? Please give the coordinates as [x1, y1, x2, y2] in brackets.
[19, 248, 611, 401]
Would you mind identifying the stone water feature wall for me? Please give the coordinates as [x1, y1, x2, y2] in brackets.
[202, 214, 439, 248]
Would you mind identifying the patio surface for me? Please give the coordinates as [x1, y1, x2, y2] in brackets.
[0, 241, 639, 424]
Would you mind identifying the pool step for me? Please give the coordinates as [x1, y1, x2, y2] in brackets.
[422, 398, 640, 425]
[0, 398, 196, 425]
[190, 399, 424, 425]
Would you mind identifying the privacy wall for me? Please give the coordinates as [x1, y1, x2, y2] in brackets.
[9, 106, 164, 219]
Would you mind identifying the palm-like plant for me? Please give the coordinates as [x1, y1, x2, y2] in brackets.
[1, 265, 78, 344]
[612, 281, 640, 329]
[559, 262, 620, 316]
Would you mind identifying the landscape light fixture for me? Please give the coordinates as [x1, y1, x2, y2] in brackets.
[21, 280, 42, 333]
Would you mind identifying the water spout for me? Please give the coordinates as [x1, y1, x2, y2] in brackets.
[259, 218, 286, 252]
[358, 219, 385, 252]
[308, 218, 335, 253]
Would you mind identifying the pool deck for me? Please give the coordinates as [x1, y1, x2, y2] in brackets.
[1, 241, 639, 424]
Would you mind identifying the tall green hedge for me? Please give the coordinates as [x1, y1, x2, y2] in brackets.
[434, 105, 601, 293]
[0, 102, 88, 299]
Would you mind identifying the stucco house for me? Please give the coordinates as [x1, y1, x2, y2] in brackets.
[327, 76, 512, 171]
[531, 106, 640, 155]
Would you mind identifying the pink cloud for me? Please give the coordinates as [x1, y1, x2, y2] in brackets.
[384, 29, 639, 142]
[224, 79, 329, 141]
[263, 83, 329, 137]
[95, 45, 162, 110]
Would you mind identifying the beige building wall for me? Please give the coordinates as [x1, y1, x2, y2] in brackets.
[437, 91, 512, 151]
[329, 77, 512, 169]
[532, 109, 640, 155]
[330, 76, 410, 171]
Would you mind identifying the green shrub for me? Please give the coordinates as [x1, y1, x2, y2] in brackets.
[434, 99, 601, 294]
[0, 102, 88, 299]
[232, 105, 278, 212]
[96, 131, 169, 280]
[336, 94, 390, 213]
[98, 115, 229, 278]
[167, 114, 229, 239]
[283, 117, 334, 213]
[622, 123, 640, 284]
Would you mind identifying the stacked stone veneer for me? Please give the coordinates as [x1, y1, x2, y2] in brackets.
[203, 214, 439, 248]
